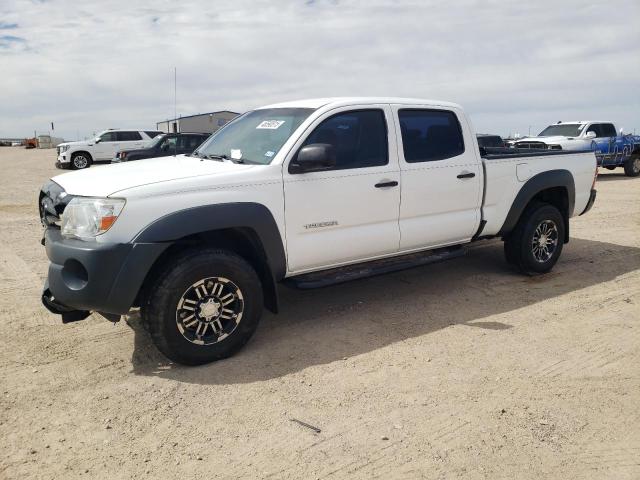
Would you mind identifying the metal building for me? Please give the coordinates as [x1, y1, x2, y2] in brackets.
[156, 111, 240, 134]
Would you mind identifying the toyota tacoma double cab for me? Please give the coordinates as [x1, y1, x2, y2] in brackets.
[40, 97, 598, 365]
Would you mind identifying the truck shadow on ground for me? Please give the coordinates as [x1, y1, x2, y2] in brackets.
[129, 237, 640, 384]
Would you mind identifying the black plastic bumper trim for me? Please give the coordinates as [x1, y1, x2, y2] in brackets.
[43, 229, 169, 316]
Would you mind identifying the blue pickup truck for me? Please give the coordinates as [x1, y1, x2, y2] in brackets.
[513, 121, 640, 177]
[591, 134, 640, 177]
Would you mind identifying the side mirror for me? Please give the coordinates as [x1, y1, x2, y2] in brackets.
[290, 143, 336, 173]
[94, 137, 101, 143]
[585, 131, 596, 139]
[619, 128, 624, 135]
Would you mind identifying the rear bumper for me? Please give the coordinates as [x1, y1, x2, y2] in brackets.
[42, 228, 169, 317]
[580, 189, 597, 216]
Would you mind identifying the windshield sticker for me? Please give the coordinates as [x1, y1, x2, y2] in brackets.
[256, 120, 285, 130]
[230, 149, 242, 160]
[264, 151, 275, 157]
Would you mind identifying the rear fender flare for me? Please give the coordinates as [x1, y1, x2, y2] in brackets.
[498, 169, 575, 241]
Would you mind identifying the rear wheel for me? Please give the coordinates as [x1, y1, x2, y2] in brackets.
[141, 249, 263, 365]
[623, 156, 640, 177]
[71, 152, 92, 169]
[504, 202, 565, 274]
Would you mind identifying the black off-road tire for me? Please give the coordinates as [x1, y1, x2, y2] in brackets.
[503, 202, 565, 275]
[141, 249, 263, 365]
[623, 156, 640, 177]
[71, 152, 92, 169]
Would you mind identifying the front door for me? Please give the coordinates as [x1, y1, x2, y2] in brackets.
[393, 105, 482, 250]
[94, 131, 120, 160]
[283, 105, 401, 273]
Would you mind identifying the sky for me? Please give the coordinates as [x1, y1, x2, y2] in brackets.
[1, 0, 639, 141]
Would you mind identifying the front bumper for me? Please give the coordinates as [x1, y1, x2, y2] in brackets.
[56, 153, 70, 169]
[41, 228, 169, 317]
[580, 189, 597, 216]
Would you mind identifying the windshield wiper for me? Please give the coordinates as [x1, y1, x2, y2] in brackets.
[204, 153, 228, 162]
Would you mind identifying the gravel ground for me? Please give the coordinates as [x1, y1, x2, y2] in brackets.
[0, 147, 639, 479]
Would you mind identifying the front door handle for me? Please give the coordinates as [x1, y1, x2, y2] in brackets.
[457, 171, 475, 179]
[375, 181, 399, 188]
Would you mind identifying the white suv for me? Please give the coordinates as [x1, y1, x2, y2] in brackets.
[56, 129, 162, 169]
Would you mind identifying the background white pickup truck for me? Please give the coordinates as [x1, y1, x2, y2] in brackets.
[39, 97, 598, 365]
[513, 121, 620, 151]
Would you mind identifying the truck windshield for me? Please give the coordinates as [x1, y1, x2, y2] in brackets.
[148, 134, 167, 148]
[538, 124, 585, 137]
[194, 108, 315, 164]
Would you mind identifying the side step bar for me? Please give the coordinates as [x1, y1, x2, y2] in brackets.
[285, 246, 466, 289]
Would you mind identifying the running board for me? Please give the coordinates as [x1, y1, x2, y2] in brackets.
[285, 246, 466, 289]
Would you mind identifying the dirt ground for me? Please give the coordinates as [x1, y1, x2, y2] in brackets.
[0, 147, 638, 480]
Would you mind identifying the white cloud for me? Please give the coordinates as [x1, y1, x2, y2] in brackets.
[1, 0, 639, 139]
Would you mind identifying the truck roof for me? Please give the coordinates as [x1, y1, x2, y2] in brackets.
[258, 97, 462, 110]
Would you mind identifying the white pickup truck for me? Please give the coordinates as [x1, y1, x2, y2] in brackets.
[39, 97, 598, 365]
[513, 121, 620, 151]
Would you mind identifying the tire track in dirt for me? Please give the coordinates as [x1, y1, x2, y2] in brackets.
[0, 241, 53, 327]
[536, 328, 639, 379]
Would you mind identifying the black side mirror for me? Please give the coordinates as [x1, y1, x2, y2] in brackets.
[290, 143, 336, 173]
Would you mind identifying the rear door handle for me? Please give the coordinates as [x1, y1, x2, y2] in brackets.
[375, 181, 399, 188]
[457, 171, 475, 179]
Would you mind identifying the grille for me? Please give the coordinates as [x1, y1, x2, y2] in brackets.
[515, 141, 548, 149]
[39, 181, 71, 228]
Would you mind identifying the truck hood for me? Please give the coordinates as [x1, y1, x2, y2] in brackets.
[57, 139, 95, 148]
[52, 155, 256, 197]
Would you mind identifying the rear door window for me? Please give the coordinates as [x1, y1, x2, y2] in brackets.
[398, 109, 465, 162]
[117, 131, 143, 141]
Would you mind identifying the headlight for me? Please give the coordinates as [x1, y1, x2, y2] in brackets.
[61, 197, 125, 240]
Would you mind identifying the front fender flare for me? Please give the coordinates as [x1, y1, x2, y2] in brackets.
[134, 202, 287, 280]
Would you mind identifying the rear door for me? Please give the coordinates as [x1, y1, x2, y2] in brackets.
[117, 131, 145, 151]
[393, 105, 482, 250]
[283, 105, 401, 273]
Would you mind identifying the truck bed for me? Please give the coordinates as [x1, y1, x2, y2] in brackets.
[479, 148, 596, 236]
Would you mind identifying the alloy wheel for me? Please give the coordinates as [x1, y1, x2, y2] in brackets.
[531, 220, 559, 263]
[175, 277, 244, 345]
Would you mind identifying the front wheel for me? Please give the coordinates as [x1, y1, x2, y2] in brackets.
[504, 202, 565, 275]
[71, 152, 92, 169]
[141, 249, 263, 365]
[623, 156, 640, 177]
